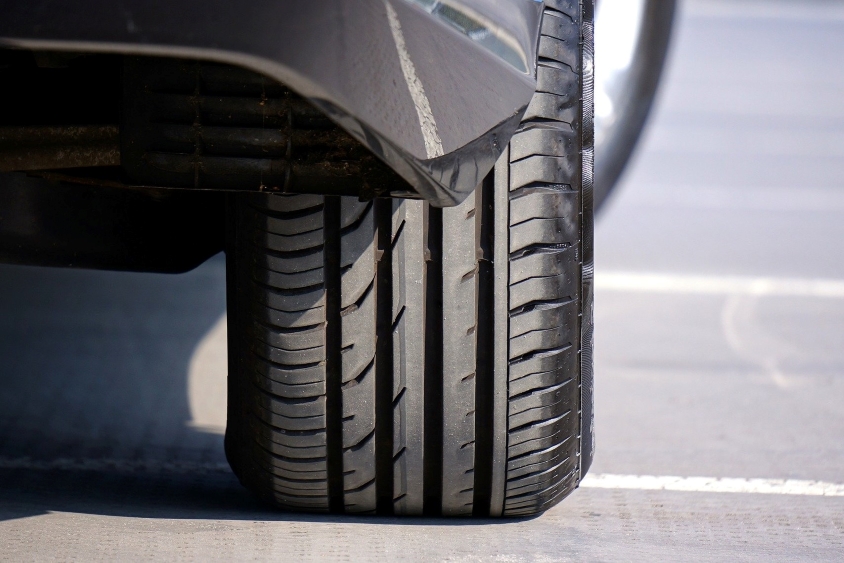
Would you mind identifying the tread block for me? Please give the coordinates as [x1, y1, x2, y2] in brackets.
[254, 391, 326, 419]
[509, 273, 575, 311]
[509, 324, 574, 362]
[341, 198, 371, 229]
[340, 286, 376, 383]
[511, 126, 578, 162]
[343, 431, 377, 489]
[541, 11, 581, 54]
[524, 92, 579, 124]
[507, 411, 572, 447]
[253, 301, 325, 329]
[509, 380, 573, 415]
[253, 208, 324, 236]
[253, 403, 326, 432]
[252, 323, 325, 352]
[257, 249, 323, 276]
[510, 300, 577, 339]
[535, 65, 579, 100]
[254, 356, 325, 386]
[344, 479, 377, 514]
[254, 284, 325, 313]
[250, 420, 327, 453]
[340, 223, 376, 307]
[264, 478, 329, 495]
[251, 449, 328, 476]
[256, 440, 326, 459]
[543, 0, 578, 19]
[256, 266, 324, 291]
[538, 36, 579, 72]
[508, 399, 571, 431]
[506, 466, 569, 497]
[510, 154, 580, 191]
[509, 248, 573, 285]
[341, 363, 376, 448]
[508, 450, 578, 491]
[510, 189, 579, 225]
[507, 447, 568, 479]
[253, 374, 325, 400]
[510, 218, 579, 254]
[254, 228, 324, 254]
[508, 429, 572, 461]
[509, 368, 571, 399]
[253, 339, 325, 366]
[509, 346, 572, 383]
[340, 203, 375, 270]
[256, 464, 327, 484]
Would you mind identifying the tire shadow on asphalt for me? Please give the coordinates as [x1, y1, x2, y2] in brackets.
[0, 255, 520, 526]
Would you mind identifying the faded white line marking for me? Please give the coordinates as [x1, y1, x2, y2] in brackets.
[0, 457, 231, 474]
[384, 0, 445, 159]
[581, 474, 844, 497]
[720, 293, 797, 389]
[596, 272, 844, 299]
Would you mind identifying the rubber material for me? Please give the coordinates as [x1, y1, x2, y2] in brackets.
[224, 0, 594, 517]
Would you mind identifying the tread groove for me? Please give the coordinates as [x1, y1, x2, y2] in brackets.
[473, 174, 495, 517]
[323, 196, 344, 513]
[374, 198, 395, 515]
[423, 205, 444, 516]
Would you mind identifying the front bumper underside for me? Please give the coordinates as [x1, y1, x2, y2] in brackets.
[0, 0, 544, 205]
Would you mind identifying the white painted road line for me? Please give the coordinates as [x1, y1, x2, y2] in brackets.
[581, 474, 844, 497]
[595, 272, 844, 299]
[3, 457, 843, 498]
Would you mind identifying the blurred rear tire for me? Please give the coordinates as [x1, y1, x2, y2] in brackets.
[594, 0, 676, 211]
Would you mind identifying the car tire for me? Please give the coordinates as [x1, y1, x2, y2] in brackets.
[224, 0, 594, 517]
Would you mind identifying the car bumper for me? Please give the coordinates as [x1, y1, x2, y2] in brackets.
[0, 0, 544, 205]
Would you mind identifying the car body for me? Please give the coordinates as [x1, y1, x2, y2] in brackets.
[0, 0, 675, 518]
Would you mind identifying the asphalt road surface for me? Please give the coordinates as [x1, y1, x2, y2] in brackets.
[1, 1, 843, 560]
